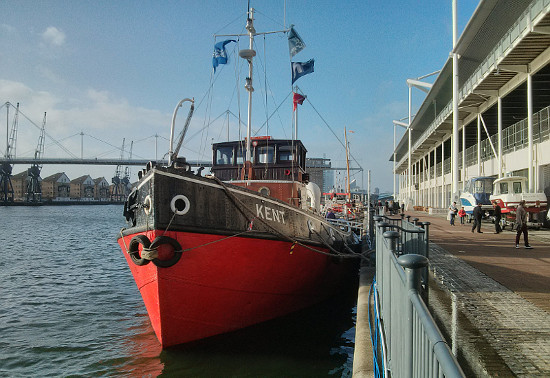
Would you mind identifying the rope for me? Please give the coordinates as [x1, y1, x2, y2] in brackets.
[119, 226, 254, 255]
[209, 176, 363, 259]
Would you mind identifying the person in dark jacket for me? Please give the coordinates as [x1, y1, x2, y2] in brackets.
[493, 203, 502, 234]
[515, 200, 532, 249]
[326, 208, 336, 220]
[471, 203, 483, 233]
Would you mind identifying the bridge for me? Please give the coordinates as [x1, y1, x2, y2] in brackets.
[1, 101, 363, 204]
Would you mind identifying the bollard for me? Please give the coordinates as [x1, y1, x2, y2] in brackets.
[420, 222, 430, 259]
[398, 254, 429, 378]
[369, 210, 376, 243]
[383, 230, 400, 252]
[412, 217, 419, 226]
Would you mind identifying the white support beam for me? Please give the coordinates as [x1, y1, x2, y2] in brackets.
[479, 114, 498, 159]
[533, 25, 550, 35]
[452, 0, 459, 202]
[527, 73, 533, 192]
[477, 114, 481, 177]
[462, 123, 466, 190]
[498, 96, 503, 178]
[498, 64, 528, 73]
[406, 79, 432, 93]
[473, 89, 499, 97]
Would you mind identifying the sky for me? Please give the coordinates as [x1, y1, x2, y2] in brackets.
[1, 0, 480, 193]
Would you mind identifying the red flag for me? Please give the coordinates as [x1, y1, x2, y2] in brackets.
[293, 92, 306, 111]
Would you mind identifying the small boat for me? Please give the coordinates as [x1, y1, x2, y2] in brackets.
[117, 7, 361, 348]
[459, 177, 495, 221]
[490, 176, 547, 228]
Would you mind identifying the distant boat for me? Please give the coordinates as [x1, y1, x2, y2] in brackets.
[490, 176, 547, 229]
[459, 177, 495, 220]
[116, 7, 361, 348]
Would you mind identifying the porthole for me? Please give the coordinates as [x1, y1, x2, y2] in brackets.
[258, 186, 270, 196]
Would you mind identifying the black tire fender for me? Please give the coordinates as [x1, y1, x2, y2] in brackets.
[128, 234, 151, 266]
[150, 236, 183, 268]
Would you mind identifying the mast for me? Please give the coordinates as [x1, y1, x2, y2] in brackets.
[239, 8, 256, 174]
[294, 86, 298, 140]
[345, 127, 351, 199]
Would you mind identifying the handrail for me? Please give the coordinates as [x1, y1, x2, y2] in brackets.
[370, 219, 464, 377]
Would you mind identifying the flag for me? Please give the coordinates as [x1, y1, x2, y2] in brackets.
[293, 92, 306, 111]
[288, 25, 306, 58]
[291, 59, 314, 84]
[212, 39, 236, 73]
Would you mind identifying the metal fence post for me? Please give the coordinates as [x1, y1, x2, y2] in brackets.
[398, 254, 429, 378]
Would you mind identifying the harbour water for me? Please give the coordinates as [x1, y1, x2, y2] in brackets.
[0, 205, 357, 377]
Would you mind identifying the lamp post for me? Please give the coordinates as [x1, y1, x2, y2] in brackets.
[405, 71, 439, 209]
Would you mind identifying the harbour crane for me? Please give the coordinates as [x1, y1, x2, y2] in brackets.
[26, 112, 46, 202]
[111, 138, 125, 201]
[0, 102, 19, 203]
[122, 141, 133, 192]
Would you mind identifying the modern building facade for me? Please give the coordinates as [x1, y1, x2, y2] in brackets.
[392, 1, 550, 210]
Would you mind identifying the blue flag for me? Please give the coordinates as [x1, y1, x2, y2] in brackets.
[291, 59, 314, 84]
[212, 39, 236, 73]
[288, 25, 306, 58]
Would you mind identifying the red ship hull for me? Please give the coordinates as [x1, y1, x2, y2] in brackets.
[118, 229, 355, 348]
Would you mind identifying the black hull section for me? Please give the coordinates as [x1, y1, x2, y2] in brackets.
[122, 167, 359, 254]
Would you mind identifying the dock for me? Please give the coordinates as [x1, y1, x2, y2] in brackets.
[354, 210, 550, 376]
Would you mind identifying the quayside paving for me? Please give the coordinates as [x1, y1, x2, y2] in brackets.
[407, 210, 550, 376]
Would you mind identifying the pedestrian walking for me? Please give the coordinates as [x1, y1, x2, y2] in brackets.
[458, 206, 466, 225]
[515, 200, 533, 249]
[448, 202, 458, 226]
[471, 203, 483, 233]
[493, 203, 502, 234]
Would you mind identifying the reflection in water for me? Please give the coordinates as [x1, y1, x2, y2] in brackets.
[0, 205, 358, 377]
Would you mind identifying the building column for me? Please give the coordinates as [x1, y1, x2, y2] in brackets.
[477, 114, 481, 176]
[462, 124, 466, 190]
[527, 72, 534, 192]
[428, 151, 432, 207]
[498, 96, 503, 178]
[452, 0, 459, 201]
[441, 140, 445, 207]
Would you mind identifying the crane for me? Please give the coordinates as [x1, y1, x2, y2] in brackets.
[0, 102, 19, 202]
[26, 112, 46, 202]
[111, 138, 125, 201]
[122, 140, 133, 192]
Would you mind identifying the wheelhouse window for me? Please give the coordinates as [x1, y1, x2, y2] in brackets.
[513, 181, 522, 194]
[474, 178, 493, 193]
[499, 182, 508, 194]
[278, 146, 294, 162]
[236, 147, 244, 165]
[258, 146, 275, 164]
[216, 146, 234, 165]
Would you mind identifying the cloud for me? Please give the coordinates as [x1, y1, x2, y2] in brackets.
[41, 26, 66, 47]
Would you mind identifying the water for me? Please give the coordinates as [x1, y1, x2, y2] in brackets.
[0, 205, 357, 377]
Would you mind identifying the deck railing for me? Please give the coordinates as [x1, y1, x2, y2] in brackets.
[372, 218, 464, 377]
